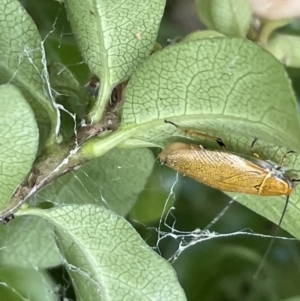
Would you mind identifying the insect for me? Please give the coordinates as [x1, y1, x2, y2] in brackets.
[159, 120, 296, 197]
[159, 141, 294, 197]
[159, 120, 299, 277]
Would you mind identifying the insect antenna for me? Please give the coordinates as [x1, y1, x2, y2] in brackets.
[164, 119, 226, 148]
[253, 194, 290, 279]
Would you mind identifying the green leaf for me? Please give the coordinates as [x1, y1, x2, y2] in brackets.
[182, 30, 224, 42]
[256, 19, 294, 45]
[120, 37, 300, 241]
[0, 266, 57, 301]
[20, 205, 187, 301]
[48, 61, 90, 119]
[48, 61, 91, 140]
[0, 0, 58, 142]
[265, 34, 300, 68]
[122, 38, 300, 150]
[0, 85, 38, 210]
[81, 38, 300, 242]
[195, 0, 252, 37]
[33, 148, 154, 216]
[0, 216, 63, 268]
[63, 0, 166, 122]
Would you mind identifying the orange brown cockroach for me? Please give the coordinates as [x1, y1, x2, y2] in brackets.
[158, 142, 295, 197]
[159, 120, 299, 277]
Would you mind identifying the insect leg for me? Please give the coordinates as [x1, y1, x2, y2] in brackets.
[251, 138, 295, 168]
[164, 120, 226, 148]
[279, 150, 295, 167]
[250, 137, 258, 148]
[250, 138, 261, 158]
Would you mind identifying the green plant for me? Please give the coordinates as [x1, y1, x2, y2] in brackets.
[1, 0, 300, 300]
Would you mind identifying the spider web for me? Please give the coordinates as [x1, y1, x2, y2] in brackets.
[155, 173, 295, 258]
[1, 2, 300, 301]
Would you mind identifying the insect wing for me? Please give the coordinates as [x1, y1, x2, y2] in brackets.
[232, 152, 277, 172]
[159, 143, 268, 194]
